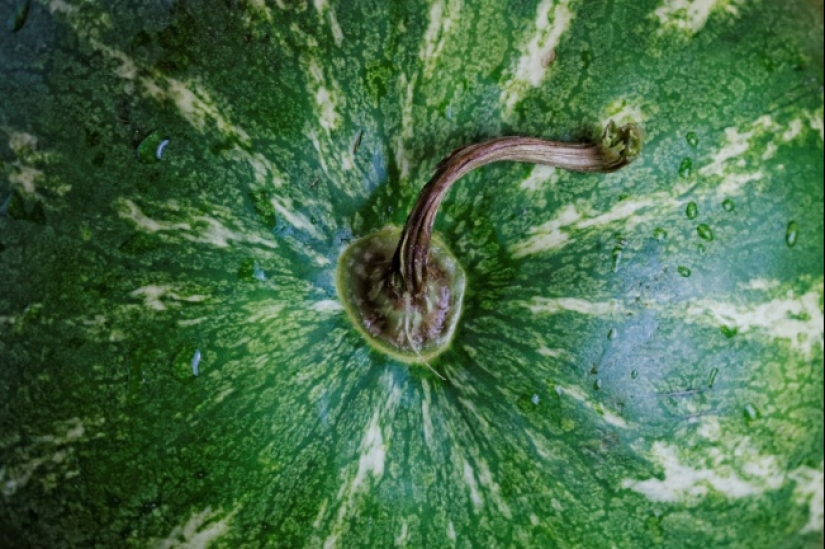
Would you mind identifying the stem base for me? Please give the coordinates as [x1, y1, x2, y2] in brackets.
[337, 227, 466, 364]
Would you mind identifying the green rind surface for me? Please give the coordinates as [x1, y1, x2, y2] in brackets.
[0, 1, 822, 548]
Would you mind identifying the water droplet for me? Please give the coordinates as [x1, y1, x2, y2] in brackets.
[136, 131, 165, 164]
[720, 325, 738, 338]
[678, 158, 693, 179]
[686, 202, 698, 220]
[156, 139, 171, 160]
[238, 258, 262, 281]
[697, 243, 706, 255]
[685, 132, 699, 148]
[697, 224, 714, 241]
[593, 379, 602, 390]
[517, 394, 536, 413]
[191, 349, 202, 377]
[8, 0, 30, 32]
[352, 129, 363, 154]
[743, 403, 760, 423]
[677, 266, 691, 277]
[785, 221, 798, 248]
[646, 512, 664, 542]
[531, 394, 540, 406]
[653, 228, 667, 242]
[722, 199, 735, 212]
[631, 369, 639, 379]
[608, 328, 618, 340]
[707, 367, 719, 388]
[171, 346, 199, 385]
[252, 262, 267, 281]
[612, 247, 622, 273]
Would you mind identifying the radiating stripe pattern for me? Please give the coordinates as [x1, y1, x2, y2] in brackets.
[0, 0, 822, 548]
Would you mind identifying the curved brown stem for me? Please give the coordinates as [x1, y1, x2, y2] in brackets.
[390, 121, 643, 295]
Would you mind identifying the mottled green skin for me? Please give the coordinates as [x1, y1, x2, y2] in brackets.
[0, 1, 823, 548]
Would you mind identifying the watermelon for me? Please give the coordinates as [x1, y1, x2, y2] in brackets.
[0, 0, 822, 547]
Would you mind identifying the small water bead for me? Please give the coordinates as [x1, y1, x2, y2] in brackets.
[171, 346, 199, 384]
[743, 403, 760, 423]
[136, 130, 165, 164]
[677, 266, 691, 277]
[697, 244, 706, 255]
[8, 0, 30, 32]
[722, 199, 735, 212]
[686, 132, 699, 147]
[352, 130, 363, 154]
[678, 158, 693, 179]
[786, 221, 798, 248]
[191, 349, 202, 377]
[517, 394, 537, 413]
[593, 379, 602, 390]
[611, 247, 623, 273]
[238, 258, 264, 281]
[720, 325, 738, 338]
[156, 139, 170, 160]
[653, 228, 668, 241]
[608, 328, 618, 340]
[646, 512, 665, 543]
[581, 50, 593, 68]
[707, 367, 719, 388]
[0, 193, 11, 216]
[252, 262, 267, 281]
[686, 202, 698, 220]
[697, 224, 714, 241]
[631, 369, 639, 379]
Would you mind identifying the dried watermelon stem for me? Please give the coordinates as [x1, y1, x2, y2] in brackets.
[391, 121, 643, 296]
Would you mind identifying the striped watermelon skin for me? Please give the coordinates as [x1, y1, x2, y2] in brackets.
[0, 1, 822, 548]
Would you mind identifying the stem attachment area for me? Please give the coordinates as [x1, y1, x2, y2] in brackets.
[336, 121, 642, 364]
